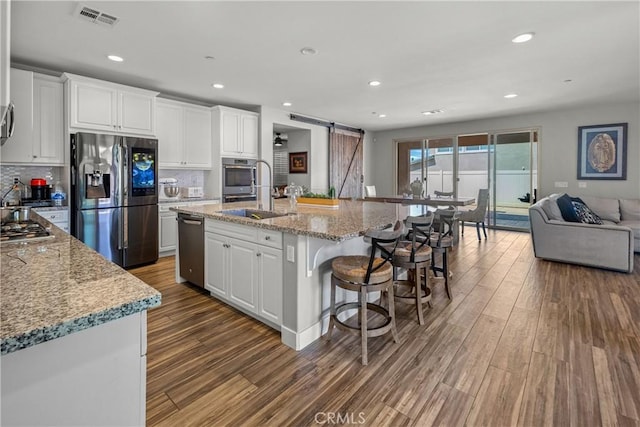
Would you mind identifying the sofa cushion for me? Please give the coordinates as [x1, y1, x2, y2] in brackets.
[580, 196, 621, 223]
[541, 195, 563, 220]
[572, 200, 603, 224]
[620, 199, 640, 221]
[556, 194, 580, 222]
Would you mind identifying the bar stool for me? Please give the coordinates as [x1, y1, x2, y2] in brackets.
[392, 214, 434, 325]
[326, 221, 404, 365]
[429, 208, 459, 299]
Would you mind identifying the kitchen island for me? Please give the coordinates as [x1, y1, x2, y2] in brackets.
[173, 199, 413, 350]
[1, 212, 161, 426]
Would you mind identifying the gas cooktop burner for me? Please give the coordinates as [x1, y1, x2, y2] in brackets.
[0, 220, 53, 243]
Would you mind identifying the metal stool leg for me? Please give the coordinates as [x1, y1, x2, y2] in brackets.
[326, 275, 337, 340]
[360, 285, 368, 365]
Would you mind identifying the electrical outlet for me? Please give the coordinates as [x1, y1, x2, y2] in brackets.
[13, 176, 20, 184]
[286, 245, 295, 262]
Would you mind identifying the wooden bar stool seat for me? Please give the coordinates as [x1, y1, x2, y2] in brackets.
[325, 221, 404, 365]
[392, 214, 434, 325]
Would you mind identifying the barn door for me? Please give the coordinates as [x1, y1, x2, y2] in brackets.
[329, 129, 364, 198]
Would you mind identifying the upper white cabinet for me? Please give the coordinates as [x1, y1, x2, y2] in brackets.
[1, 69, 64, 165]
[212, 106, 259, 158]
[64, 73, 158, 136]
[156, 98, 211, 169]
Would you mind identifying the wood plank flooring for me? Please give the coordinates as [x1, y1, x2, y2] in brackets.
[130, 230, 640, 426]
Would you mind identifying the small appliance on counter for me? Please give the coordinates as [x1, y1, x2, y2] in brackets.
[19, 178, 55, 207]
[159, 178, 180, 200]
[181, 186, 204, 199]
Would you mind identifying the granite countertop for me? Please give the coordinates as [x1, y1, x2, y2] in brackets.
[0, 214, 161, 355]
[172, 199, 413, 241]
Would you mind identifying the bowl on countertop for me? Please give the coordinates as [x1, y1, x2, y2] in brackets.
[163, 186, 180, 198]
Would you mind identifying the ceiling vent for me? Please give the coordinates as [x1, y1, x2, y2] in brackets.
[75, 4, 119, 27]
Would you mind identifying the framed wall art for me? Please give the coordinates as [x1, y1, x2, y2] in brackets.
[577, 123, 627, 180]
[289, 151, 308, 174]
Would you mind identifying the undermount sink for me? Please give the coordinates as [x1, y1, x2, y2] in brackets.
[217, 208, 291, 220]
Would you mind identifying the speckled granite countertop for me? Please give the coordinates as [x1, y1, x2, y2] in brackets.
[0, 213, 161, 355]
[172, 199, 413, 241]
[159, 197, 220, 204]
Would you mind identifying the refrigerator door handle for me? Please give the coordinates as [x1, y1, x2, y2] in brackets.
[117, 208, 124, 251]
[122, 207, 128, 250]
[121, 139, 129, 199]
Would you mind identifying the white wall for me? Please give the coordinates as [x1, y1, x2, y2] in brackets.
[369, 101, 639, 200]
[259, 107, 330, 195]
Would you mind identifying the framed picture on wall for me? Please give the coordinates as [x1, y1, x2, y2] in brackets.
[289, 152, 308, 174]
[577, 123, 627, 180]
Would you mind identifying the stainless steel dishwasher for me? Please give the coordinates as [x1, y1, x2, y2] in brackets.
[177, 213, 204, 287]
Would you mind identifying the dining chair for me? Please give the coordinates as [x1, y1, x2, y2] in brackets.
[365, 185, 377, 197]
[458, 188, 490, 240]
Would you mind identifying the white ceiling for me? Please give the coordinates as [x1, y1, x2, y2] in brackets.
[10, 1, 640, 132]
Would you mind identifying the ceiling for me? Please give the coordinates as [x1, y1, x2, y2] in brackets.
[10, 1, 640, 132]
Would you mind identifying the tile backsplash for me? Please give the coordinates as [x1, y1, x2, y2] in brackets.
[159, 169, 204, 187]
[0, 165, 64, 198]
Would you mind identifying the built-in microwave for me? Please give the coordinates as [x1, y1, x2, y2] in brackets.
[222, 158, 257, 203]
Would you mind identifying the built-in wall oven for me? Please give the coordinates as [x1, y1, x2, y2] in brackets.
[222, 158, 257, 203]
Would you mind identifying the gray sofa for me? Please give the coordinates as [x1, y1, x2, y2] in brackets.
[529, 194, 639, 273]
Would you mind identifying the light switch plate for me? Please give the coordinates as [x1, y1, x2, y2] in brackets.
[286, 245, 295, 262]
[554, 181, 569, 188]
[578, 182, 587, 188]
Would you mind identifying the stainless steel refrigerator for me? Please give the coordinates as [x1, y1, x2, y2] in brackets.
[70, 132, 159, 268]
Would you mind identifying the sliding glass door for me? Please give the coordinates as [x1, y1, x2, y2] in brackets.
[489, 129, 538, 230]
[396, 128, 539, 232]
[397, 137, 455, 197]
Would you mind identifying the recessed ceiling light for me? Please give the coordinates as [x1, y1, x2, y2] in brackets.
[282, 102, 292, 107]
[300, 47, 317, 55]
[368, 80, 381, 87]
[512, 32, 535, 43]
[378, 114, 387, 118]
[107, 55, 123, 62]
[212, 83, 224, 89]
[504, 93, 518, 98]
[422, 109, 443, 116]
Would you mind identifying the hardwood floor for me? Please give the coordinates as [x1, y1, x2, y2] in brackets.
[130, 231, 640, 426]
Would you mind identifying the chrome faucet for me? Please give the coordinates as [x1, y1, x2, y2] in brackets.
[253, 159, 274, 211]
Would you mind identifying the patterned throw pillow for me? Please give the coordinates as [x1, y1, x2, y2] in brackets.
[571, 199, 603, 224]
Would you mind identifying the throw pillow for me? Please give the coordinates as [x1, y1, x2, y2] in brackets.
[571, 199, 603, 224]
[556, 194, 580, 222]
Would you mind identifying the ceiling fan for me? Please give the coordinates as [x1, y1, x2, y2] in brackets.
[274, 132, 288, 147]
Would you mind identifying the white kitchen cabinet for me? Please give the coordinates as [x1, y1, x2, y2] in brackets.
[204, 219, 282, 327]
[65, 73, 157, 136]
[156, 99, 211, 169]
[1, 69, 64, 165]
[205, 231, 228, 298]
[158, 209, 177, 254]
[212, 106, 259, 158]
[36, 208, 69, 233]
[257, 245, 283, 325]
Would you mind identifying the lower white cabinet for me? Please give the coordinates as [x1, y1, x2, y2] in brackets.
[158, 209, 177, 254]
[36, 208, 69, 233]
[204, 220, 282, 327]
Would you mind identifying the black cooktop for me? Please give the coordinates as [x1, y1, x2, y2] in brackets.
[0, 220, 53, 243]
